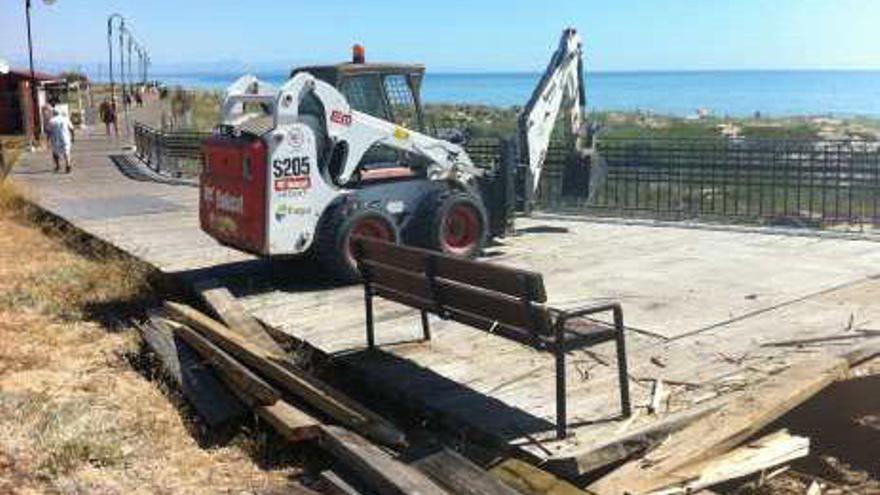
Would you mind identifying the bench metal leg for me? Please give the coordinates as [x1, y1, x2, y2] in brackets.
[613, 306, 632, 418]
[420, 310, 431, 341]
[555, 323, 567, 439]
[364, 283, 375, 350]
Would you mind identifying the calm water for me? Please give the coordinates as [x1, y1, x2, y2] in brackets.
[153, 70, 880, 117]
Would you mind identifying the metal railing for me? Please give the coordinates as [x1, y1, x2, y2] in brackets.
[536, 137, 880, 232]
[133, 122, 208, 178]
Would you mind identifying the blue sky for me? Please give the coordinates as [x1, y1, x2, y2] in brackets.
[2, 0, 880, 74]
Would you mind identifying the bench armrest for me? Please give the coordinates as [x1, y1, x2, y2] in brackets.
[550, 302, 624, 334]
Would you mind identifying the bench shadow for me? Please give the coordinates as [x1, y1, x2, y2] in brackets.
[333, 346, 581, 444]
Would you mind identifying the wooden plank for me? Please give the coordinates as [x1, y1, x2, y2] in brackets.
[173, 322, 280, 406]
[646, 430, 809, 495]
[355, 236, 431, 272]
[137, 317, 247, 427]
[258, 399, 322, 443]
[193, 279, 285, 354]
[490, 458, 588, 495]
[412, 447, 522, 495]
[319, 425, 450, 495]
[588, 353, 849, 495]
[434, 254, 547, 302]
[318, 470, 365, 495]
[162, 301, 406, 448]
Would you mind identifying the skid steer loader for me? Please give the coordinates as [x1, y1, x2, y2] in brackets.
[200, 28, 591, 279]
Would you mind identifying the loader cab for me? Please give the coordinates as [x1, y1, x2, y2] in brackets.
[290, 63, 426, 132]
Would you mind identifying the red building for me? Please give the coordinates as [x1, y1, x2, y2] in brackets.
[0, 68, 59, 137]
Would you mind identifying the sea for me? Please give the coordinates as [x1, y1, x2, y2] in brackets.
[151, 70, 880, 118]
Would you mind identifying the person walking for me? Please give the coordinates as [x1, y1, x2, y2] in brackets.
[48, 108, 75, 174]
[98, 98, 118, 137]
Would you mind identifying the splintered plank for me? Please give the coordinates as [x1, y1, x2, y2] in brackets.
[588, 352, 851, 495]
[646, 430, 809, 495]
[319, 425, 449, 495]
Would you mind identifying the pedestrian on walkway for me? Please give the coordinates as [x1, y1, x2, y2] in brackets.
[48, 108, 75, 174]
[98, 98, 118, 137]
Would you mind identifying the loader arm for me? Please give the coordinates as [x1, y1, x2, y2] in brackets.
[272, 72, 483, 188]
[518, 27, 586, 194]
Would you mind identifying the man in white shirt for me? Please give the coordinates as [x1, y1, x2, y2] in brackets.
[48, 108, 74, 174]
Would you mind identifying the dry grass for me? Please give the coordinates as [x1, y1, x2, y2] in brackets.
[0, 182, 308, 494]
[1, 136, 27, 175]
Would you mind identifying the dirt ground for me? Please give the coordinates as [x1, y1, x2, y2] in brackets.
[0, 183, 311, 494]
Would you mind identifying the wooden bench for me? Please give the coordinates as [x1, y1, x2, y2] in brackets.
[352, 237, 632, 439]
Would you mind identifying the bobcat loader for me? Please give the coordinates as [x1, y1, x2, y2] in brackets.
[200, 28, 590, 279]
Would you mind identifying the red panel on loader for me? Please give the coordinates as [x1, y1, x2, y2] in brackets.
[200, 136, 268, 254]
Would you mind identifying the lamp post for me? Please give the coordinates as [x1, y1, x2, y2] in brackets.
[24, 0, 39, 146]
[106, 13, 124, 103]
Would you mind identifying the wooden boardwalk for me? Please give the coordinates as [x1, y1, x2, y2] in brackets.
[11, 112, 880, 477]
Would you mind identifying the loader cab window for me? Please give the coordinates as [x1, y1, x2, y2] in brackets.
[383, 74, 420, 130]
[339, 75, 389, 120]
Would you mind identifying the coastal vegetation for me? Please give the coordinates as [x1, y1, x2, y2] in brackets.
[162, 85, 880, 142]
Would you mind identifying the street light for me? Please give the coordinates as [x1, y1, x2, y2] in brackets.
[107, 13, 124, 104]
[24, 0, 58, 147]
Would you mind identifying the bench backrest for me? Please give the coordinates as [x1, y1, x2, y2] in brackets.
[353, 237, 553, 343]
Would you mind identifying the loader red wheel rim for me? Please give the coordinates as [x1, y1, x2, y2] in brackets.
[346, 217, 395, 267]
[441, 204, 481, 255]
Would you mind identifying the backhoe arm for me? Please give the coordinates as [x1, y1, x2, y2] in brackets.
[518, 28, 586, 194]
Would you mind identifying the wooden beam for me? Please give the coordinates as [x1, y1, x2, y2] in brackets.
[412, 447, 522, 495]
[646, 430, 809, 495]
[137, 317, 246, 427]
[173, 322, 280, 406]
[258, 399, 322, 443]
[319, 425, 449, 495]
[318, 470, 364, 495]
[489, 458, 589, 495]
[588, 355, 848, 495]
[162, 301, 405, 448]
[193, 279, 285, 354]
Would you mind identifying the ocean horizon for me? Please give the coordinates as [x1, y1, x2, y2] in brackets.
[148, 69, 880, 118]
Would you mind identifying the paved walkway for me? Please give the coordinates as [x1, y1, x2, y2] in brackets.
[9, 104, 880, 476]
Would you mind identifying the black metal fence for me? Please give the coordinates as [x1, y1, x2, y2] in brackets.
[536, 138, 880, 232]
[133, 122, 207, 177]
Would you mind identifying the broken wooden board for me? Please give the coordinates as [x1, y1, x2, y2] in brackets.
[319, 425, 449, 495]
[647, 430, 809, 495]
[163, 301, 406, 448]
[560, 401, 723, 476]
[137, 317, 246, 427]
[588, 351, 849, 494]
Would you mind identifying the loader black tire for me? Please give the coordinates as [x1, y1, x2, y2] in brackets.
[317, 205, 399, 282]
[423, 191, 488, 258]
